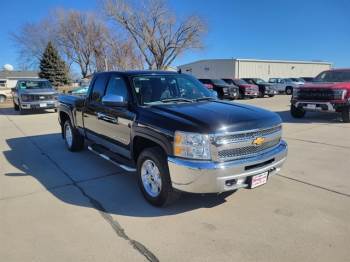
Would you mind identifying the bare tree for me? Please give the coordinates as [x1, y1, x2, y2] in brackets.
[103, 0, 206, 70]
[55, 10, 110, 78]
[11, 8, 143, 77]
[11, 19, 58, 69]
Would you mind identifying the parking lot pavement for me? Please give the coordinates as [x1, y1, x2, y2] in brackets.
[1, 96, 350, 262]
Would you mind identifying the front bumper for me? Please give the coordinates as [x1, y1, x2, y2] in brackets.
[20, 101, 58, 110]
[265, 89, 278, 95]
[168, 140, 288, 193]
[292, 99, 350, 112]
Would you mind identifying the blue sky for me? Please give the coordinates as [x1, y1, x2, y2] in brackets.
[1, 0, 349, 70]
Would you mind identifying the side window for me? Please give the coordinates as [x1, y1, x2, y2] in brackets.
[105, 76, 129, 100]
[90, 74, 108, 102]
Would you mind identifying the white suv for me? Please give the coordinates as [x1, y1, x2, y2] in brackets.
[0, 87, 12, 103]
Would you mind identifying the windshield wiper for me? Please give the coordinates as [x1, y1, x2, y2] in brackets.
[160, 98, 193, 103]
[195, 97, 216, 102]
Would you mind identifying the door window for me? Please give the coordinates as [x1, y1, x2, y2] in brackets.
[90, 74, 109, 102]
[105, 76, 129, 100]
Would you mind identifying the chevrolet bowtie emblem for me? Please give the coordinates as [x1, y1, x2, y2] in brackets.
[252, 137, 265, 146]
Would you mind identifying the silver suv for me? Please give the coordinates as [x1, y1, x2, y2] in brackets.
[12, 79, 58, 114]
[269, 78, 305, 95]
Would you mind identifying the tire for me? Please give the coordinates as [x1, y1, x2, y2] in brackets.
[13, 101, 19, 111]
[290, 105, 306, 118]
[0, 95, 6, 103]
[258, 89, 264, 98]
[285, 87, 293, 95]
[63, 119, 84, 151]
[137, 147, 180, 207]
[268, 94, 274, 97]
[341, 107, 350, 123]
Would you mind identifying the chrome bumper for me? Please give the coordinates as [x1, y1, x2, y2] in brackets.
[20, 101, 58, 109]
[168, 140, 288, 193]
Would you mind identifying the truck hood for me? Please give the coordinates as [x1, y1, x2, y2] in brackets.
[19, 88, 57, 95]
[139, 101, 281, 134]
[300, 82, 350, 89]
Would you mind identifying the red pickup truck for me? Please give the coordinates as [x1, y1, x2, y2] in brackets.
[291, 69, 350, 122]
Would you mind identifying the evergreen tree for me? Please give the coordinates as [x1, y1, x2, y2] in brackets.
[39, 42, 69, 86]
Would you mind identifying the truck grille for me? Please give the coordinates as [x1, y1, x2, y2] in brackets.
[26, 94, 54, 101]
[298, 88, 341, 101]
[213, 125, 282, 162]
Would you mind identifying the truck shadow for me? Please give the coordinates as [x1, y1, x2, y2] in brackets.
[276, 110, 343, 124]
[3, 134, 233, 217]
[0, 105, 56, 116]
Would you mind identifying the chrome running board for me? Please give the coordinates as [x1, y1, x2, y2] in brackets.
[87, 146, 136, 172]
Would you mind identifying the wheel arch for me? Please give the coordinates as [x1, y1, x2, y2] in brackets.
[132, 134, 171, 162]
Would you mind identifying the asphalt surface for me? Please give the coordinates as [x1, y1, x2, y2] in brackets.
[0, 96, 349, 262]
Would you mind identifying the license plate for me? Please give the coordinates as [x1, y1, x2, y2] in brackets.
[250, 172, 268, 189]
[306, 104, 316, 110]
[233, 93, 237, 96]
[39, 103, 47, 108]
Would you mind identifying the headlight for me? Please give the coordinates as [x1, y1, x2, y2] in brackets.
[174, 131, 211, 160]
[21, 94, 31, 102]
[334, 89, 347, 100]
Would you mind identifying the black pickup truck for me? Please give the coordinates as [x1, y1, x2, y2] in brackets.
[58, 71, 287, 206]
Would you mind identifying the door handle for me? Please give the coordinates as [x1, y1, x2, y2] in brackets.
[97, 112, 118, 124]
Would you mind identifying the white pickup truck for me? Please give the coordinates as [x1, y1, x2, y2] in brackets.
[0, 87, 12, 103]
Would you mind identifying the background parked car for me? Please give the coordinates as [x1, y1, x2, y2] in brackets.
[268, 78, 304, 95]
[242, 78, 278, 98]
[222, 78, 258, 99]
[0, 87, 12, 103]
[12, 79, 58, 114]
[68, 86, 89, 96]
[198, 79, 239, 99]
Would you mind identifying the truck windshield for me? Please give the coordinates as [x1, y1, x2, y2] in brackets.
[314, 71, 350, 82]
[132, 75, 214, 105]
[17, 80, 52, 89]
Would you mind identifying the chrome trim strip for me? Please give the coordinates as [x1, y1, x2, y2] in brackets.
[88, 146, 136, 172]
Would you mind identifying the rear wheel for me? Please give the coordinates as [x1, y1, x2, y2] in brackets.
[290, 105, 306, 118]
[63, 119, 84, 151]
[285, 87, 293, 95]
[268, 94, 274, 97]
[137, 147, 180, 206]
[341, 107, 350, 123]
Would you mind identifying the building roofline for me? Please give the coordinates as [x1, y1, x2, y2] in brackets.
[178, 58, 332, 67]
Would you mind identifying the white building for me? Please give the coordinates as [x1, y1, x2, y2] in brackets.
[0, 70, 39, 89]
[178, 58, 332, 80]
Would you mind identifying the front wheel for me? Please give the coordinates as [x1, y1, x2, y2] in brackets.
[290, 105, 306, 118]
[137, 147, 180, 206]
[258, 90, 264, 98]
[286, 87, 293, 95]
[341, 107, 350, 123]
[13, 100, 19, 111]
[63, 119, 84, 151]
[268, 94, 274, 97]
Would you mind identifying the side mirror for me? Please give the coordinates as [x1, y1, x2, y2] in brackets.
[102, 94, 128, 107]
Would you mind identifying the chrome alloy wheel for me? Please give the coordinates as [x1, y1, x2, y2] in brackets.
[141, 159, 162, 197]
[65, 123, 73, 148]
